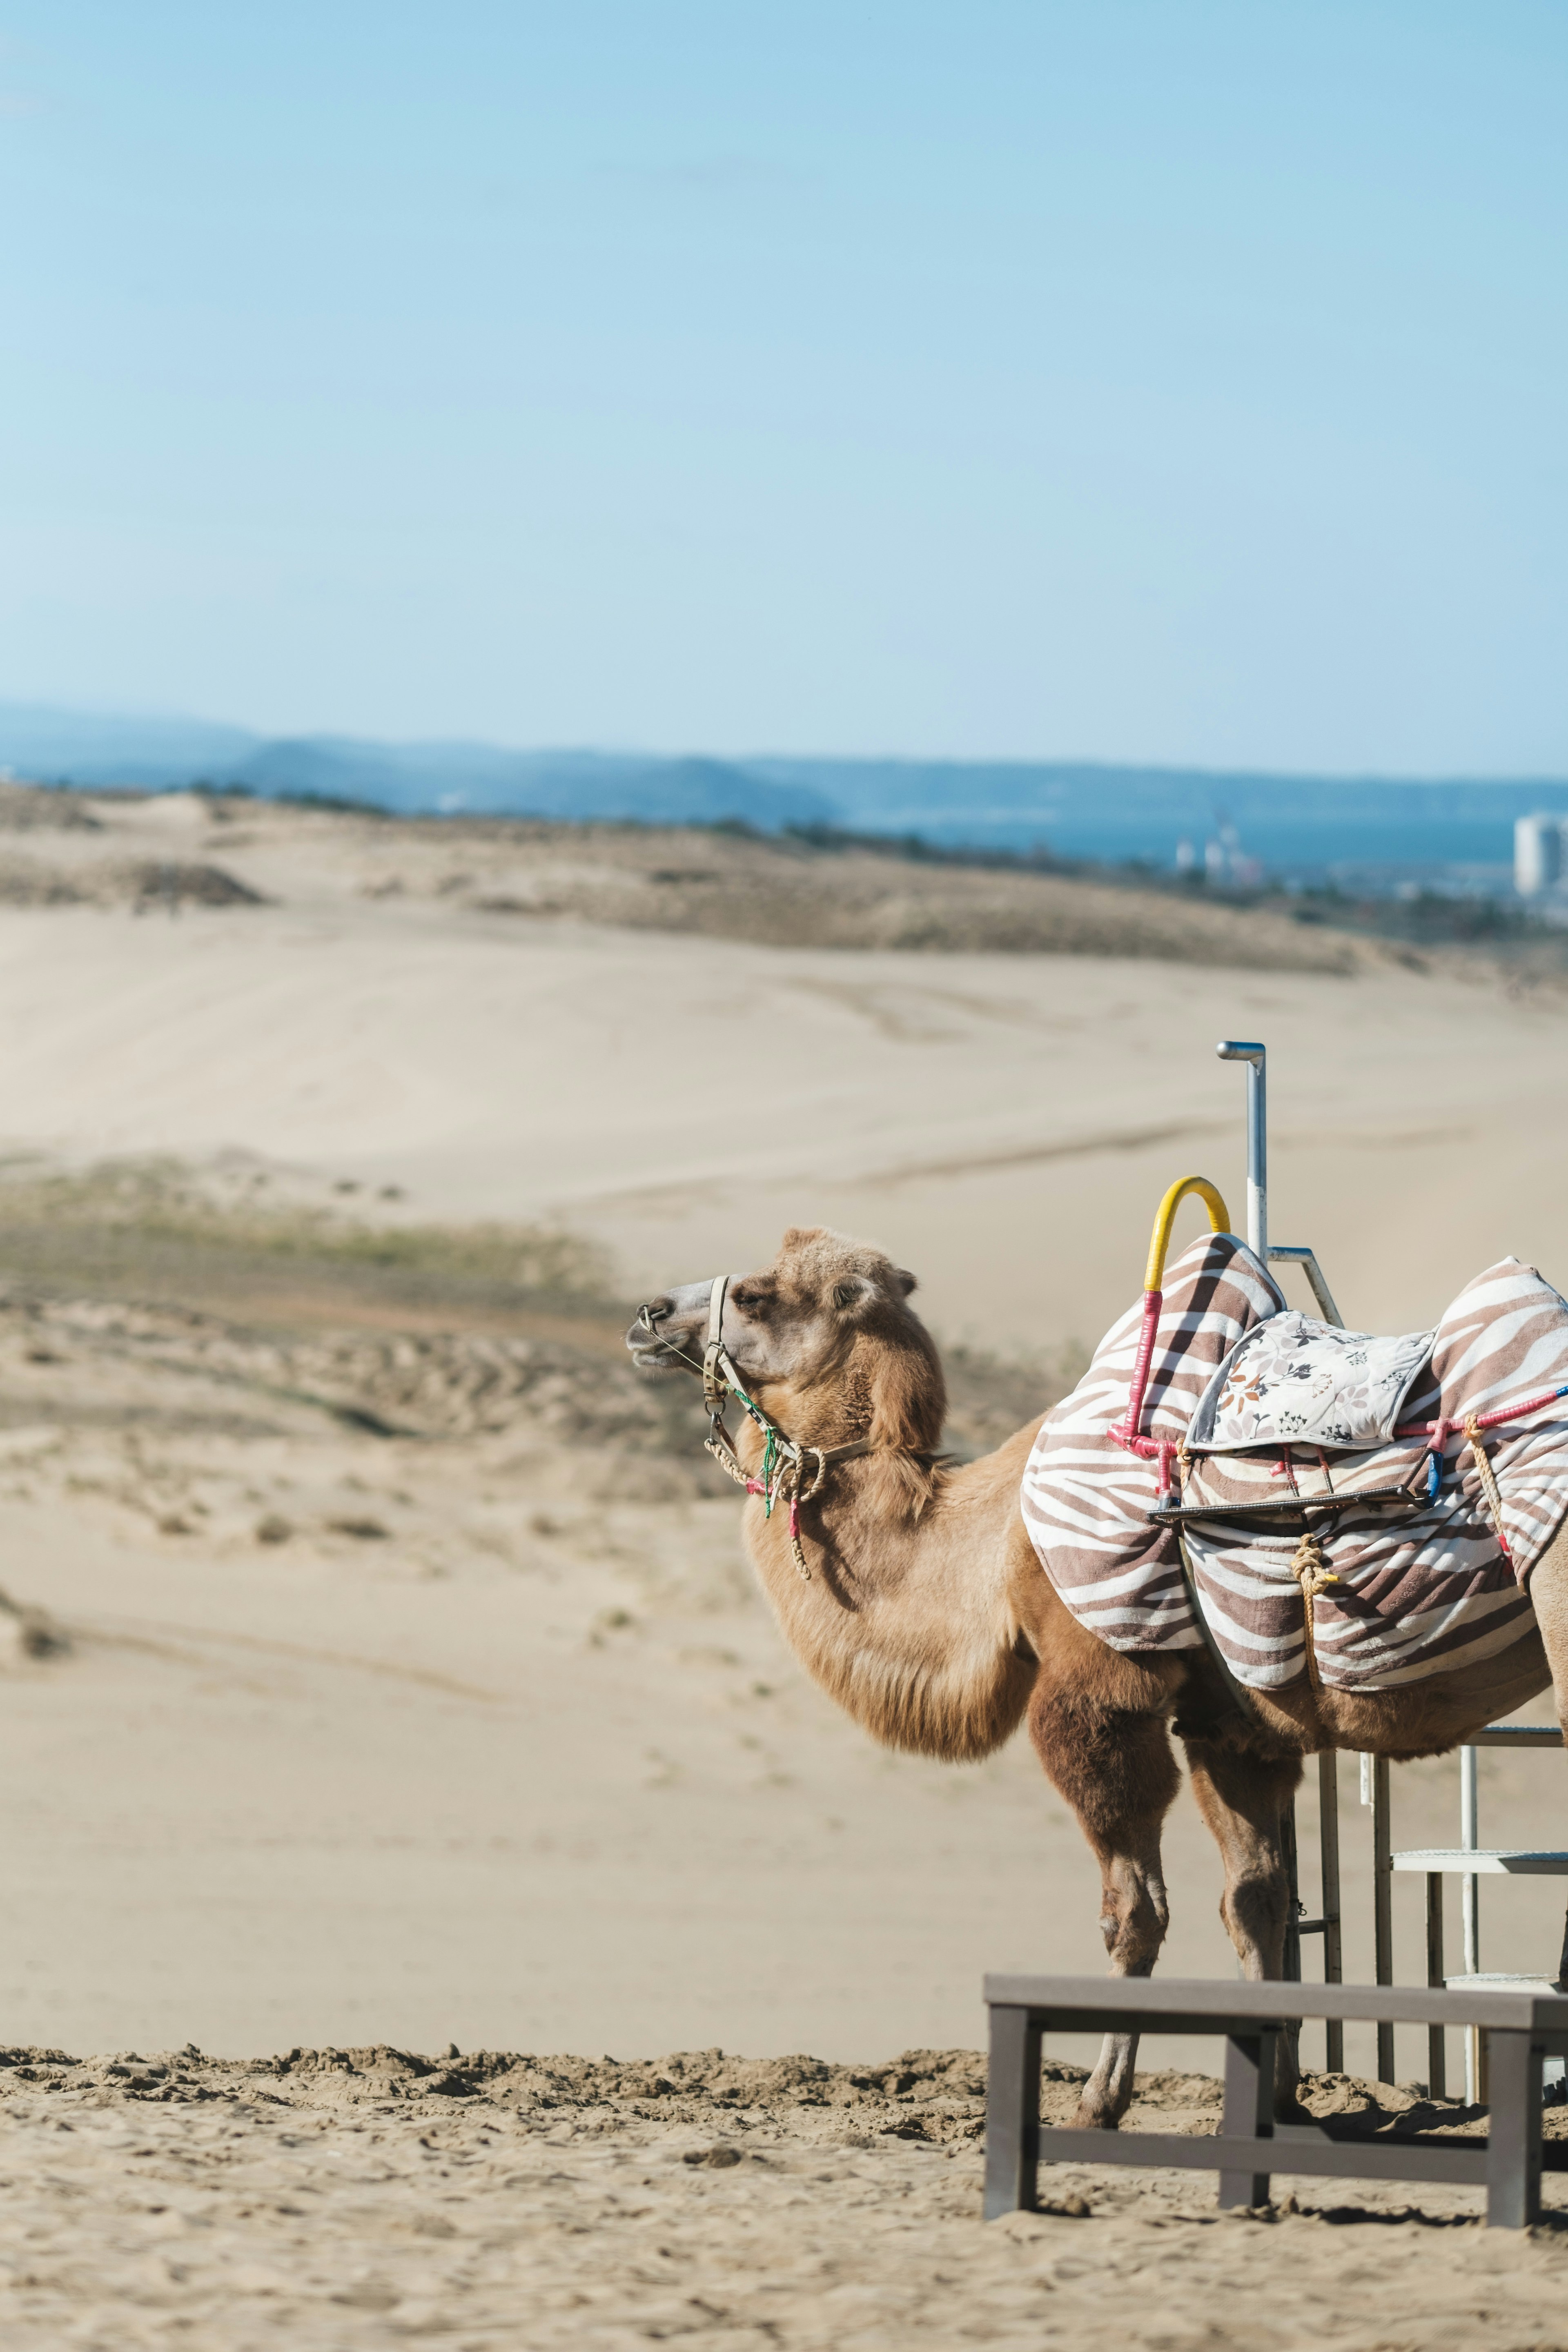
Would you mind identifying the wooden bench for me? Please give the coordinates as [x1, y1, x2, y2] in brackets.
[984, 1974, 1568, 2229]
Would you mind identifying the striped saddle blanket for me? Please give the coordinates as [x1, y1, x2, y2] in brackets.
[1020, 1236, 1568, 1693]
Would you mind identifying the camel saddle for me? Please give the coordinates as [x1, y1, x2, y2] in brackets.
[1021, 1234, 1568, 1693]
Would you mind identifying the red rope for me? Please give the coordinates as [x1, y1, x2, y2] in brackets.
[1396, 1384, 1568, 1442]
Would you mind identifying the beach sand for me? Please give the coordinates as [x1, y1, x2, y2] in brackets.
[0, 786, 1566, 2338]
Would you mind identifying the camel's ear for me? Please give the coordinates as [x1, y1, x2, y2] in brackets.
[831, 1274, 876, 1315]
[831, 1270, 916, 1312]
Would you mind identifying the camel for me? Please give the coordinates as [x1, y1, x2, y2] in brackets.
[626, 1223, 1568, 2129]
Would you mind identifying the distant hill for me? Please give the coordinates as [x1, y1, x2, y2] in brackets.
[0, 712, 833, 832]
[0, 702, 258, 788]
[225, 740, 837, 830]
[3, 701, 1566, 885]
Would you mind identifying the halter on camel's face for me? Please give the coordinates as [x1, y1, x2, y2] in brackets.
[625, 1229, 918, 1393]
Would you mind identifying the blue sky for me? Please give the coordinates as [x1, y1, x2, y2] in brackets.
[0, 2, 1563, 770]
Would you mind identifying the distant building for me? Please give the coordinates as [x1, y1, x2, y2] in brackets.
[1515, 814, 1565, 898]
[1198, 812, 1257, 887]
[1175, 838, 1196, 876]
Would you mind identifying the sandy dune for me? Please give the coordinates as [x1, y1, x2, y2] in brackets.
[0, 790, 1566, 1354]
[0, 787, 1566, 2336]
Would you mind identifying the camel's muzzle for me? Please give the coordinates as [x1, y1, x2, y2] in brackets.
[625, 1286, 710, 1374]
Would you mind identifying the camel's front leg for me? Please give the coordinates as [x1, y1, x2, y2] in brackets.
[1028, 1684, 1180, 2128]
[1182, 1733, 1305, 2107]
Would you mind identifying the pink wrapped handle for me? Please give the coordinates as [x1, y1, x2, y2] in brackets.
[1109, 1288, 1163, 1452]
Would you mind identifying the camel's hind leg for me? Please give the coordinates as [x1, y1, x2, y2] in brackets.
[1181, 1733, 1305, 2107]
[1028, 1683, 1180, 2129]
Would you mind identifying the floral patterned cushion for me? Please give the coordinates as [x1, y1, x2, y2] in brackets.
[1188, 1311, 1435, 1453]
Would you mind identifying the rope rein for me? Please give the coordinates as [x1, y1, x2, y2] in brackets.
[639, 1276, 879, 1583]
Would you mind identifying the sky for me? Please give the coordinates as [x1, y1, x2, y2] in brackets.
[0, 2, 1564, 772]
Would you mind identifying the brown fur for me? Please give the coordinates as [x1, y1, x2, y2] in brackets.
[630, 1225, 1568, 2128]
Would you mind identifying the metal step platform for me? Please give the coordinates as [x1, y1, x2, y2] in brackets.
[1394, 1850, 1568, 1876]
[1374, 1727, 1568, 2100]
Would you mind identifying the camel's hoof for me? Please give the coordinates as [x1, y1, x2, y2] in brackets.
[1069, 2102, 1120, 2132]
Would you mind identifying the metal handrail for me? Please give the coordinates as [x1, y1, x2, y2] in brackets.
[1376, 1725, 1568, 2100]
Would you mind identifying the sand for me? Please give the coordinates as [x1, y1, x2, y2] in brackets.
[0, 789, 1566, 1356]
[7, 2045, 1568, 2350]
[0, 786, 1566, 2337]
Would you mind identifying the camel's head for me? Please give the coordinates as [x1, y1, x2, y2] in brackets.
[626, 1225, 944, 1448]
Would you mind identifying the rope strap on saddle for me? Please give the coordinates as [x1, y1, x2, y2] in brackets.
[1464, 1415, 1512, 1561]
[1288, 1528, 1345, 1693]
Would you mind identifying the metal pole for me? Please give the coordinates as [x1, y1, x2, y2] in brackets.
[1218, 1046, 1354, 2078]
[1318, 1751, 1344, 2071]
[1216, 1041, 1267, 1261]
[1462, 1742, 1481, 2103]
[1426, 1873, 1446, 2098]
[1281, 1800, 1302, 1983]
[1373, 1755, 1394, 2082]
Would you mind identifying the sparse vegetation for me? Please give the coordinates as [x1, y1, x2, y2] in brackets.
[0, 1158, 614, 1333]
[0, 1156, 1076, 1471]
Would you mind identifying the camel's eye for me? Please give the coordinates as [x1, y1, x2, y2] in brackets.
[832, 1281, 862, 1310]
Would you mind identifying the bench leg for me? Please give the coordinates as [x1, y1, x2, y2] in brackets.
[1219, 2029, 1276, 2210]
[984, 2004, 1041, 2219]
[1486, 2030, 1542, 2229]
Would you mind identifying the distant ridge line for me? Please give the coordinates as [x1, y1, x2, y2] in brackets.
[1, 702, 1565, 881]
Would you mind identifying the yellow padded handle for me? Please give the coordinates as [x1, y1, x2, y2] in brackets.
[1143, 1175, 1232, 1291]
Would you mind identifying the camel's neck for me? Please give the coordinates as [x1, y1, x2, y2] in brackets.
[739, 1372, 881, 1459]
[734, 1398, 1041, 1766]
